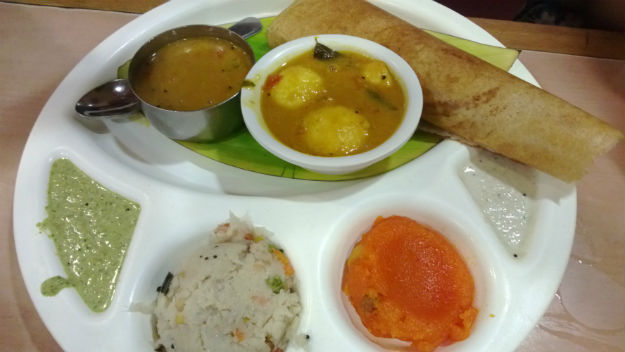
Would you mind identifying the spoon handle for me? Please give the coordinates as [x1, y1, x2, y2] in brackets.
[75, 78, 141, 120]
[228, 17, 263, 39]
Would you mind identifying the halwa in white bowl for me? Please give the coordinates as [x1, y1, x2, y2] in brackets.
[240, 34, 423, 175]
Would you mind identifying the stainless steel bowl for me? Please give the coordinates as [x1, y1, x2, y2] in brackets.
[128, 25, 255, 142]
[75, 19, 261, 142]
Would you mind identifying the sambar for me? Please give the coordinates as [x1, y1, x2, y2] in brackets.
[133, 36, 253, 111]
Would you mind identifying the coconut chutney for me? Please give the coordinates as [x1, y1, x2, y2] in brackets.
[38, 158, 140, 312]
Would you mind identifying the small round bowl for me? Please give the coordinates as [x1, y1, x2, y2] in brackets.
[240, 34, 423, 175]
[128, 25, 255, 142]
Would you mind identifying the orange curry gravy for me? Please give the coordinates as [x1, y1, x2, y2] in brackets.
[133, 36, 252, 111]
[342, 216, 478, 352]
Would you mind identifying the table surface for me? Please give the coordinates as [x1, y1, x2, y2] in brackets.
[1, 2, 623, 351]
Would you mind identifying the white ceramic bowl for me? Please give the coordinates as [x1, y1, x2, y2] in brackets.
[240, 34, 423, 175]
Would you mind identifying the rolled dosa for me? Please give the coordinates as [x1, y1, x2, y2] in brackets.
[266, 0, 623, 182]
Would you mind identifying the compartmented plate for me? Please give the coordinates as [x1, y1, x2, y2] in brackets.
[13, 0, 576, 351]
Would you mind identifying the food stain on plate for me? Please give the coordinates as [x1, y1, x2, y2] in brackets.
[342, 215, 478, 352]
[38, 158, 141, 312]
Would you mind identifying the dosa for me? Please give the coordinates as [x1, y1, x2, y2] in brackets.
[266, 0, 623, 182]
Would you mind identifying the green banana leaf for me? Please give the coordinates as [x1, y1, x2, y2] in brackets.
[118, 17, 519, 181]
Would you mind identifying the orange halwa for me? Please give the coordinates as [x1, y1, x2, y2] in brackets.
[342, 216, 478, 352]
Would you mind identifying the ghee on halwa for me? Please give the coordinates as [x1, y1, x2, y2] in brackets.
[260, 48, 406, 157]
[342, 216, 478, 352]
[133, 36, 252, 111]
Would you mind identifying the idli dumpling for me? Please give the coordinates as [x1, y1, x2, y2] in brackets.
[361, 60, 394, 88]
[302, 105, 371, 156]
[268, 65, 323, 109]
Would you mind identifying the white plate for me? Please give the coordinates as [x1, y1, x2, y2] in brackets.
[13, 0, 576, 351]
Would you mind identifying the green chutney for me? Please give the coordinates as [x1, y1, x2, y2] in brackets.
[38, 158, 141, 312]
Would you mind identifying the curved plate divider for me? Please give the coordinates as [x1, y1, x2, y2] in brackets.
[13, 0, 575, 351]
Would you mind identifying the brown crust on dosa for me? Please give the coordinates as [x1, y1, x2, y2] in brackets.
[266, 0, 623, 182]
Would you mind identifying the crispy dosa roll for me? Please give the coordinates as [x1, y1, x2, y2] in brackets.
[266, 0, 623, 182]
